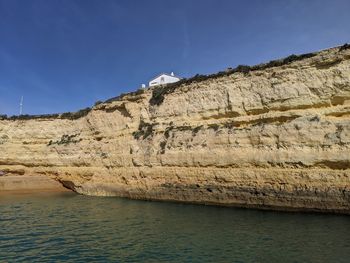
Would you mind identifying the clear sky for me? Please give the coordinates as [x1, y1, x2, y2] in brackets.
[0, 0, 349, 115]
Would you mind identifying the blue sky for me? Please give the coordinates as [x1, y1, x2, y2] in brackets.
[0, 0, 349, 115]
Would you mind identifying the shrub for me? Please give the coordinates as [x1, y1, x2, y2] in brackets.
[339, 43, 350, 52]
[60, 108, 91, 120]
[159, 141, 166, 154]
[149, 86, 166, 106]
[192, 125, 203, 135]
[164, 126, 174, 139]
[48, 134, 81, 146]
[94, 100, 103, 106]
[208, 123, 220, 131]
[235, 65, 251, 74]
[132, 120, 155, 140]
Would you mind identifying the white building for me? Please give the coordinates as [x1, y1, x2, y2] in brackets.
[148, 72, 181, 87]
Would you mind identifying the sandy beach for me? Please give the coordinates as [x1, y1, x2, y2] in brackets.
[0, 175, 71, 194]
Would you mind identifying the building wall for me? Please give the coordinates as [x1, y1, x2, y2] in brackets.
[149, 74, 180, 86]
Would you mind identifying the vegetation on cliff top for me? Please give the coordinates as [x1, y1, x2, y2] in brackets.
[339, 43, 350, 51]
[149, 43, 350, 106]
[0, 108, 91, 121]
[149, 52, 319, 106]
[0, 44, 348, 120]
[0, 89, 146, 121]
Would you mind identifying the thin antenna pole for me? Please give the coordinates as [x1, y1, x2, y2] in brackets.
[19, 96, 23, 115]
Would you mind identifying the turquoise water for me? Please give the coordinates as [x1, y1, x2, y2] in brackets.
[0, 192, 349, 262]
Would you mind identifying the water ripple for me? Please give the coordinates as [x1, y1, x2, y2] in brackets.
[0, 192, 350, 262]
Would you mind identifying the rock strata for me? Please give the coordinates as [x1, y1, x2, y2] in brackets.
[1, 45, 350, 213]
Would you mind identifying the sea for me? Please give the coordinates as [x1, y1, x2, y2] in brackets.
[0, 192, 349, 262]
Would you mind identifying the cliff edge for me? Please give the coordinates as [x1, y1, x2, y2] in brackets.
[1, 45, 350, 213]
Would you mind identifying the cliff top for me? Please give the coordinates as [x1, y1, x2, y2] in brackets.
[1, 43, 349, 121]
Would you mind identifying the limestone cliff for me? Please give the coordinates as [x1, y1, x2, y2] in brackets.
[1, 45, 350, 213]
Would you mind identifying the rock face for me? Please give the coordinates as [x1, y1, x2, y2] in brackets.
[1, 46, 350, 213]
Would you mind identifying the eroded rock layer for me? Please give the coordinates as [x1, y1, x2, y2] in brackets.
[1, 46, 350, 213]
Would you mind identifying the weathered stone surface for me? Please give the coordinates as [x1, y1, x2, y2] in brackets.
[0, 46, 349, 213]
